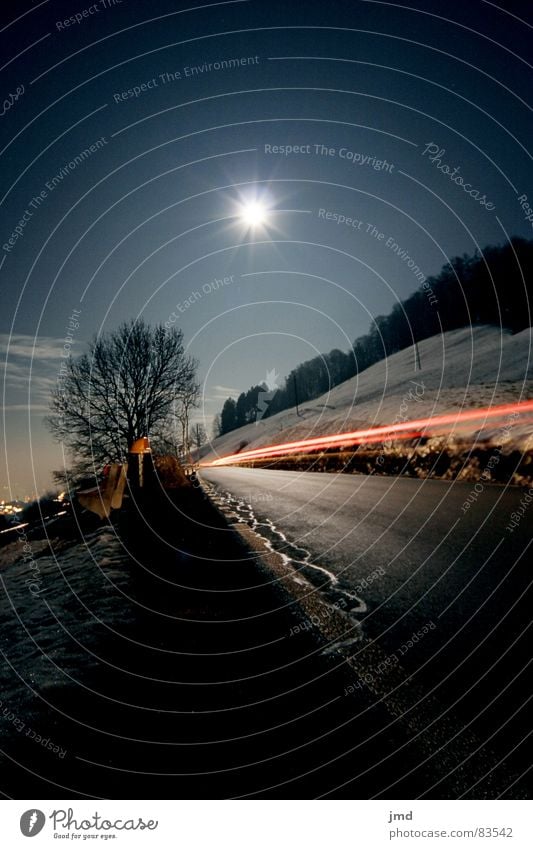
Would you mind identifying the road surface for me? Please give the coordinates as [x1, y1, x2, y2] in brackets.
[201, 466, 532, 795]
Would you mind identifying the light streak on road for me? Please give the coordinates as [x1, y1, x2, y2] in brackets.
[204, 399, 533, 467]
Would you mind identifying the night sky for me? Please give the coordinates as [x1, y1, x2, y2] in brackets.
[1, 0, 532, 496]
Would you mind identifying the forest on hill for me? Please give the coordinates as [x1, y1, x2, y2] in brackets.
[216, 237, 533, 436]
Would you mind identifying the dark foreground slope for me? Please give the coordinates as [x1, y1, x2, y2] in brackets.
[0, 483, 527, 799]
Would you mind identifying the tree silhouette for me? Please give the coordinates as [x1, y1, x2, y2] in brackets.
[174, 381, 200, 457]
[189, 423, 207, 449]
[47, 319, 197, 470]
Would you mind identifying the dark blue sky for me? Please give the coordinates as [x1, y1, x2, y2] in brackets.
[1, 0, 532, 495]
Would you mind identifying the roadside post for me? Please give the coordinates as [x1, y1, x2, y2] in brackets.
[127, 437, 153, 491]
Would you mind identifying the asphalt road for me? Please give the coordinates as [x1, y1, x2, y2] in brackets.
[201, 466, 533, 796]
[3, 486, 419, 800]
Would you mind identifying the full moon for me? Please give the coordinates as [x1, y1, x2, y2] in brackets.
[239, 200, 268, 227]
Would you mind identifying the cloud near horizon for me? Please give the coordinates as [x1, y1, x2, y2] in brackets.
[1, 333, 72, 414]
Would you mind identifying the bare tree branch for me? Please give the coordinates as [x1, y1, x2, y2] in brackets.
[46, 319, 198, 470]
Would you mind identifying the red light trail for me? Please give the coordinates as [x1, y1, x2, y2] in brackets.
[203, 399, 533, 468]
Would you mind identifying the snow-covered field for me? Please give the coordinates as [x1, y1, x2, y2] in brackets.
[0, 525, 134, 760]
[202, 326, 533, 463]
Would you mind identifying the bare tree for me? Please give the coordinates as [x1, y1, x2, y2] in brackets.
[211, 413, 222, 440]
[174, 382, 200, 459]
[47, 320, 197, 469]
[189, 423, 207, 450]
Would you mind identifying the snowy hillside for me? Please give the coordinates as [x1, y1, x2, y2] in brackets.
[202, 326, 533, 462]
